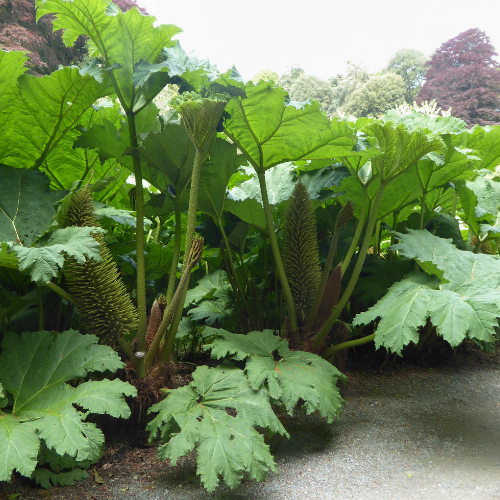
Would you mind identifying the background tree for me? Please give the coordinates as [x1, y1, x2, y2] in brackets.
[341, 73, 406, 117]
[289, 74, 334, 112]
[277, 65, 305, 92]
[327, 61, 370, 116]
[252, 69, 279, 83]
[417, 28, 500, 126]
[384, 49, 427, 103]
[0, 0, 146, 75]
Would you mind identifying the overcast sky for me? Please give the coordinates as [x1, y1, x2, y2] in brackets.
[138, 0, 500, 81]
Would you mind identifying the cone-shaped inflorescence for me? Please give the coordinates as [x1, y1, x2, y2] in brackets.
[63, 186, 138, 343]
[281, 181, 321, 325]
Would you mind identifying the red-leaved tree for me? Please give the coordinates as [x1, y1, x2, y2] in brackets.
[417, 28, 500, 126]
[0, 0, 147, 76]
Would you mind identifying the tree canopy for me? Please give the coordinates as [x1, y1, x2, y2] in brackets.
[327, 62, 370, 116]
[385, 49, 427, 103]
[289, 74, 334, 112]
[252, 69, 279, 83]
[341, 73, 406, 118]
[277, 66, 304, 92]
[417, 28, 500, 126]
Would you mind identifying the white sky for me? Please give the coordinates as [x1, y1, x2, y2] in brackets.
[139, 0, 500, 81]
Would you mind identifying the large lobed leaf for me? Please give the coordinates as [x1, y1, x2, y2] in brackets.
[354, 230, 500, 353]
[224, 81, 358, 171]
[147, 364, 286, 492]
[9, 226, 104, 285]
[36, 0, 181, 109]
[0, 330, 136, 482]
[0, 165, 67, 246]
[2, 65, 111, 169]
[204, 329, 346, 422]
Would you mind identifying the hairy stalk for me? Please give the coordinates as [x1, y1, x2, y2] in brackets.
[183, 149, 203, 271]
[373, 220, 382, 257]
[313, 185, 386, 351]
[341, 186, 369, 275]
[257, 169, 298, 333]
[126, 110, 147, 378]
[307, 200, 354, 332]
[419, 191, 427, 230]
[166, 199, 182, 305]
[452, 190, 458, 217]
[322, 333, 375, 358]
[45, 281, 76, 305]
[150, 238, 204, 367]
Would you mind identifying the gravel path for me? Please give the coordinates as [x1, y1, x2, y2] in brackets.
[2, 353, 500, 500]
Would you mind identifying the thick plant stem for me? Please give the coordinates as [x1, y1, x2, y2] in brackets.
[341, 187, 368, 276]
[452, 190, 458, 218]
[419, 191, 427, 230]
[373, 220, 382, 257]
[116, 334, 135, 359]
[322, 333, 375, 358]
[183, 149, 203, 272]
[306, 229, 341, 333]
[127, 110, 147, 379]
[160, 148, 204, 361]
[256, 169, 298, 333]
[147, 239, 203, 368]
[45, 281, 76, 305]
[166, 199, 182, 305]
[313, 185, 386, 350]
[145, 266, 190, 369]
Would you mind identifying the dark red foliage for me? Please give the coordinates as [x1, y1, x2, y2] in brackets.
[417, 28, 500, 126]
[114, 0, 148, 15]
[0, 0, 147, 76]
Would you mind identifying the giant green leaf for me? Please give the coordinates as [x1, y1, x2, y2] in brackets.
[454, 125, 500, 172]
[363, 120, 444, 181]
[224, 198, 267, 230]
[73, 119, 133, 171]
[0, 165, 67, 246]
[147, 364, 286, 492]
[355, 231, 500, 352]
[3, 66, 111, 169]
[229, 163, 296, 205]
[184, 269, 229, 306]
[37, 0, 181, 109]
[383, 110, 467, 135]
[205, 329, 346, 421]
[0, 50, 27, 160]
[392, 229, 500, 292]
[0, 330, 136, 482]
[354, 272, 439, 353]
[10, 226, 103, 284]
[224, 81, 358, 171]
[198, 139, 246, 220]
[463, 176, 500, 234]
[137, 122, 195, 196]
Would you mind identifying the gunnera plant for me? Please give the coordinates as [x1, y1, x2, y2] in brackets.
[63, 186, 138, 354]
[281, 181, 321, 326]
